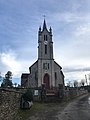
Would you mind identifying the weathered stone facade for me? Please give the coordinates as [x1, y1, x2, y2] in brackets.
[0, 88, 22, 120]
[21, 19, 64, 89]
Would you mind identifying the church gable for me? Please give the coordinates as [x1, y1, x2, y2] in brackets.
[29, 60, 38, 74]
[54, 61, 62, 70]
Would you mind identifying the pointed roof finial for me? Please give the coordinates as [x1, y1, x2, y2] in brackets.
[43, 15, 46, 19]
[43, 15, 47, 30]
[39, 26, 41, 31]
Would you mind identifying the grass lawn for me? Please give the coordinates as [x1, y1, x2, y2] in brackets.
[16, 102, 49, 120]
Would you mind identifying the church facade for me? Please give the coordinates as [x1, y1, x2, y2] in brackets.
[21, 20, 64, 89]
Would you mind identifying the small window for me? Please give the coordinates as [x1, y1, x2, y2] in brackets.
[45, 45, 47, 54]
[43, 63, 45, 69]
[44, 35, 45, 41]
[55, 72, 57, 80]
[43, 63, 49, 70]
[48, 63, 49, 69]
[46, 35, 47, 41]
[43, 63, 47, 70]
[35, 71, 37, 80]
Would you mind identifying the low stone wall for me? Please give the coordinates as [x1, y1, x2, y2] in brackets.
[64, 88, 88, 101]
[0, 88, 22, 120]
[0, 88, 41, 120]
[0, 87, 88, 120]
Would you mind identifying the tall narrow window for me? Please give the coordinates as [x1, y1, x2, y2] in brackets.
[55, 72, 57, 80]
[44, 35, 45, 41]
[48, 63, 49, 69]
[44, 35, 48, 41]
[45, 45, 47, 54]
[46, 35, 47, 41]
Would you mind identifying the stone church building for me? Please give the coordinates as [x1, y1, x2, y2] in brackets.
[21, 19, 64, 90]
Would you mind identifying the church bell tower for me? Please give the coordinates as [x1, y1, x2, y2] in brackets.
[38, 19, 53, 60]
[38, 19, 55, 88]
[21, 19, 64, 89]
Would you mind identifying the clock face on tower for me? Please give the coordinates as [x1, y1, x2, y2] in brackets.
[44, 41, 48, 44]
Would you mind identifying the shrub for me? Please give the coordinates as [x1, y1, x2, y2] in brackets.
[22, 89, 33, 102]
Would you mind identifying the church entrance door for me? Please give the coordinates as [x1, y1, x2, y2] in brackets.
[43, 73, 50, 89]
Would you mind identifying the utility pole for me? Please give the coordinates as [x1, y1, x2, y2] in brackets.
[88, 74, 90, 85]
[85, 74, 88, 85]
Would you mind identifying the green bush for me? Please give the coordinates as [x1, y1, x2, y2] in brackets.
[22, 89, 33, 102]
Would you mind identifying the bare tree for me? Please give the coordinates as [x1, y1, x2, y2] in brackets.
[67, 81, 73, 87]
[81, 79, 85, 86]
[14, 83, 17, 87]
[74, 80, 78, 87]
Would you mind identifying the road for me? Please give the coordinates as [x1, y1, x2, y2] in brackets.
[27, 94, 90, 120]
[57, 94, 90, 120]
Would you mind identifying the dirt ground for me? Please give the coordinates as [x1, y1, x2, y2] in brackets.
[26, 94, 90, 120]
[26, 102, 65, 120]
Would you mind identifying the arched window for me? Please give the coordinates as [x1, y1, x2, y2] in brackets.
[44, 35, 48, 41]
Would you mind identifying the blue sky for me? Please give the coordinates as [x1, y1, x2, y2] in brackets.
[0, 0, 90, 85]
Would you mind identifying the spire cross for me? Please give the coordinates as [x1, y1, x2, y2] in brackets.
[43, 15, 46, 19]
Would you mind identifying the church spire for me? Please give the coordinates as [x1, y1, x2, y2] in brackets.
[43, 19, 47, 31]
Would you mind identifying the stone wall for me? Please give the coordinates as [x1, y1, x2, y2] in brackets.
[0, 87, 88, 120]
[0, 88, 22, 120]
[64, 88, 88, 101]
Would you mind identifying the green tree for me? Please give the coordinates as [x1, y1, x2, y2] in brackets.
[74, 80, 78, 87]
[1, 71, 13, 87]
[0, 73, 3, 84]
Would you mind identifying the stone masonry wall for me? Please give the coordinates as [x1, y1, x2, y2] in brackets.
[0, 88, 22, 120]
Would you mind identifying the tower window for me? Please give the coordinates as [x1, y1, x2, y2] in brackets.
[44, 35, 48, 41]
[45, 45, 47, 54]
[44, 35, 45, 41]
[46, 35, 47, 41]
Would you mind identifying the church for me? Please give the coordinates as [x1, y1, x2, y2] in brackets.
[21, 19, 64, 90]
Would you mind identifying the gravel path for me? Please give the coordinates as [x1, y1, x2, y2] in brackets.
[57, 94, 90, 120]
[26, 94, 90, 120]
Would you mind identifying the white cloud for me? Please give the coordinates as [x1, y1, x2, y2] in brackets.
[0, 50, 22, 77]
[51, 12, 80, 23]
[0, 48, 36, 78]
[50, 12, 87, 24]
[64, 70, 90, 85]
[74, 23, 90, 37]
